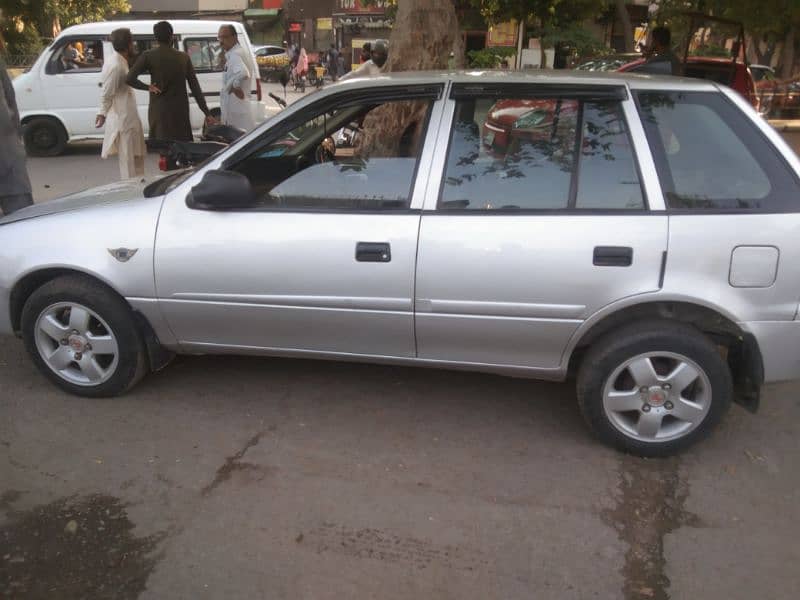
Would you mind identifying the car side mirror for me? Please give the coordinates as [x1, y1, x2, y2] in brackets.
[186, 169, 255, 210]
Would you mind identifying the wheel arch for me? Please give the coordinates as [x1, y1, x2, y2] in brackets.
[9, 268, 172, 371]
[20, 113, 71, 139]
[565, 300, 764, 412]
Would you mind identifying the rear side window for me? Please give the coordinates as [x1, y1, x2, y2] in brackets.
[636, 91, 798, 211]
[439, 96, 644, 211]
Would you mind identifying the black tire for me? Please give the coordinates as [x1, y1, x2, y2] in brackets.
[23, 116, 68, 157]
[21, 275, 148, 397]
[576, 320, 732, 457]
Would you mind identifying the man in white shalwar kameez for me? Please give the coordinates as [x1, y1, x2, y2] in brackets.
[217, 25, 256, 132]
[96, 28, 146, 180]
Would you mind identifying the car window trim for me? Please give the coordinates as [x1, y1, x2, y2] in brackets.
[451, 82, 628, 101]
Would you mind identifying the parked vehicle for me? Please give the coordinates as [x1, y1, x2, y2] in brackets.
[255, 45, 290, 82]
[12, 20, 282, 156]
[2, 71, 799, 457]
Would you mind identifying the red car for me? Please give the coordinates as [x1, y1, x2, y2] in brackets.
[617, 56, 757, 108]
[482, 98, 579, 154]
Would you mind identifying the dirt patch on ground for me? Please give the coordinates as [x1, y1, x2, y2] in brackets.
[603, 456, 703, 600]
[1, 493, 166, 599]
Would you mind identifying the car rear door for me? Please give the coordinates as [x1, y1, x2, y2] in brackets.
[414, 82, 668, 371]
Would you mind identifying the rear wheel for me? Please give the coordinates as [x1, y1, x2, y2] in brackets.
[21, 275, 148, 397]
[23, 117, 68, 157]
[576, 320, 732, 457]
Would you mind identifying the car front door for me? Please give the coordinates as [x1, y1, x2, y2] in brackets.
[414, 83, 668, 371]
[154, 85, 443, 358]
[43, 36, 106, 138]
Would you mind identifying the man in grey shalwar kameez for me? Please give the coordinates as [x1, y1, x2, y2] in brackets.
[0, 45, 34, 215]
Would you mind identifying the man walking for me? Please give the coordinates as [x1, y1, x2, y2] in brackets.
[0, 32, 34, 216]
[126, 21, 214, 141]
[217, 24, 255, 132]
[96, 28, 146, 180]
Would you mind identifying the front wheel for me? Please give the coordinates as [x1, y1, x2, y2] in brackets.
[576, 320, 732, 457]
[21, 275, 148, 397]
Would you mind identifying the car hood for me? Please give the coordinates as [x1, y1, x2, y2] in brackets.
[0, 178, 152, 226]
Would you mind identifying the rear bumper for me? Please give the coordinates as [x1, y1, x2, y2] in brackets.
[742, 320, 800, 383]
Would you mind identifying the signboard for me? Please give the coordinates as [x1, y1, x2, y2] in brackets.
[260, 0, 282, 8]
[336, 0, 387, 15]
[288, 21, 303, 33]
[487, 20, 518, 47]
[317, 18, 333, 31]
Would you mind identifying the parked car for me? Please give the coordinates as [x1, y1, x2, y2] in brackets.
[254, 44, 290, 82]
[2, 71, 799, 457]
[12, 20, 282, 156]
[575, 54, 641, 72]
[618, 55, 758, 108]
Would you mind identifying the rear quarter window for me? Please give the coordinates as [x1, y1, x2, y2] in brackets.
[636, 90, 799, 211]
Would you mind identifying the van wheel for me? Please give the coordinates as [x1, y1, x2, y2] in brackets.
[23, 117, 68, 157]
[21, 275, 148, 397]
[576, 320, 732, 457]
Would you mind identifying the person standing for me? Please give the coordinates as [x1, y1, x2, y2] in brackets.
[340, 39, 387, 81]
[327, 44, 339, 82]
[126, 21, 214, 141]
[637, 26, 683, 76]
[0, 32, 34, 215]
[95, 28, 146, 180]
[217, 25, 255, 132]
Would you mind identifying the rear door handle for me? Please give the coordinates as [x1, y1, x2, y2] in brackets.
[356, 242, 391, 263]
[593, 246, 633, 267]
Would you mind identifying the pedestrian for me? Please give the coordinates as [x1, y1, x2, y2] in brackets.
[637, 26, 683, 76]
[294, 47, 309, 81]
[126, 21, 215, 141]
[327, 44, 339, 82]
[95, 28, 147, 181]
[340, 39, 387, 81]
[217, 24, 255, 132]
[0, 32, 34, 216]
[360, 42, 372, 64]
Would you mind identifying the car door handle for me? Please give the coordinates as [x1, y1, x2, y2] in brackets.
[356, 242, 391, 263]
[593, 246, 633, 267]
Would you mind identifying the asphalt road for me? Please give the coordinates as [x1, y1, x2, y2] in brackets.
[2, 121, 800, 600]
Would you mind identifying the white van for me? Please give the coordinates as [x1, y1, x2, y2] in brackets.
[12, 20, 281, 156]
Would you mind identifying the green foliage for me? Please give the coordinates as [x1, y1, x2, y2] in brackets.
[541, 22, 607, 57]
[0, 0, 130, 40]
[1, 25, 44, 58]
[467, 46, 515, 67]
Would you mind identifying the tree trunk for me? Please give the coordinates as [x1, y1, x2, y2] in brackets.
[357, 0, 462, 159]
[615, 0, 634, 53]
[781, 25, 795, 80]
[386, 0, 462, 72]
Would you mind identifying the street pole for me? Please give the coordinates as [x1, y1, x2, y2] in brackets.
[515, 19, 525, 69]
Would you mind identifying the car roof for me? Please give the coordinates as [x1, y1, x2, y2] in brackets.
[56, 20, 246, 37]
[333, 69, 719, 92]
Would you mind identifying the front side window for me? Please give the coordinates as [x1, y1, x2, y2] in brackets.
[440, 94, 644, 211]
[228, 97, 433, 210]
[46, 38, 104, 74]
[185, 38, 224, 72]
[636, 91, 798, 210]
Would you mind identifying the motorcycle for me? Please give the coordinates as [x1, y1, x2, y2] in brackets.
[152, 93, 288, 171]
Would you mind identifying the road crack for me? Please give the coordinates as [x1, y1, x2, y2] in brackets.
[201, 431, 270, 497]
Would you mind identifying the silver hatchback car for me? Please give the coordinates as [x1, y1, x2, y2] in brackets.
[3, 71, 799, 456]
